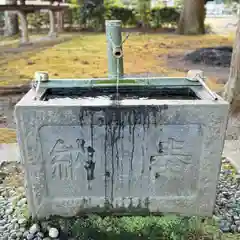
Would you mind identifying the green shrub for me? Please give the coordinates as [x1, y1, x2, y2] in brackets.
[106, 6, 136, 26]
[27, 12, 48, 32]
[78, 0, 136, 30]
[71, 8, 81, 26]
[205, 23, 213, 34]
[68, 215, 213, 240]
[79, 0, 105, 31]
[150, 7, 180, 29]
[63, 2, 181, 31]
[134, 0, 151, 28]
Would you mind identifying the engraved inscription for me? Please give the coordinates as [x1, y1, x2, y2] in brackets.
[40, 125, 106, 197]
[148, 125, 202, 196]
[150, 138, 192, 180]
[40, 124, 202, 200]
[19, 110, 46, 210]
[108, 124, 202, 198]
[50, 139, 73, 180]
[49, 138, 96, 182]
[159, 138, 192, 158]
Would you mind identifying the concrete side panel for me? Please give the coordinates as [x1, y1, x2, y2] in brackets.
[15, 103, 229, 218]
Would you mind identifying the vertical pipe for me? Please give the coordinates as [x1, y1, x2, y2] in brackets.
[105, 20, 124, 79]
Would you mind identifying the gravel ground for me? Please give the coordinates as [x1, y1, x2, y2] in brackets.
[0, 157, 239, 239]
[0, 162, 62, 240]
[214, 158, 240, 234]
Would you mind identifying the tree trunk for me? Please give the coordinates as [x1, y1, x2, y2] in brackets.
[223, 17, 240, 108]
[177, 0, 205, 35]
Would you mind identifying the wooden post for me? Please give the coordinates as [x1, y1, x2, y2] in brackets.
[4, 0, 19, 36]
[57, 10, 64, 32]
[17, 10, 29, 44]
[67, 9, 73, 30]
[48, 9, 57, 38]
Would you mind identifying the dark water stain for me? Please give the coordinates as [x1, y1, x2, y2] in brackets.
[84, 146, 95, 181]
[76, 124, 96, 184]
[150, 156, 156, 164]
[155, 172, 160, 179]
[78, 104, 170, 190]
[110, 123, 115, 202]
[158, 142, 163, 153]
[105, 171, 110, 178]
[104, 123, 108, 202]
[129, 110, 135, 193]
[78, 105, 169, 205]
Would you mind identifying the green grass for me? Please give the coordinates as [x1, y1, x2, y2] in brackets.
[0, 128, 17, 143]
[0, 32, 233, 88]
[46, 215, 240, 240]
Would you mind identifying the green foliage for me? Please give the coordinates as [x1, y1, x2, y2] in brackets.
[231, 2, 240, 14]
[79, 0, 105, 31]
[66, 0, 80, 25]
[27, 12, 49, 32]
[150, 7, 180, 29]
[104, 0, 125, 8]
[25, 0, 181, 31]
[105, 6, 136, 25]
[0, 12, 4, 21]
[135, 0, 151, 28]
[69, 0, 79, 8]
[78, 0, 136, 29]
[174, 0, 184, 10]
[205, 23, 213, 34]
[68, 215, 214, 240]
[71, 8, 82, 25]
[223, 0, 239, 5]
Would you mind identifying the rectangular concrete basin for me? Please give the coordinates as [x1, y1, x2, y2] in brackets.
[15, 82, 229, 218]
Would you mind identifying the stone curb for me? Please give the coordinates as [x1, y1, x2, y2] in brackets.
[0, 143, 20, 165]
[222, 140, 240, 174]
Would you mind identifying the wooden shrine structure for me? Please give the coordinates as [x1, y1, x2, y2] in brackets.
[0, 0, 69, 44]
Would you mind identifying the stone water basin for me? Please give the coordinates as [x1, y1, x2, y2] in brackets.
[15, 84, 228, 218]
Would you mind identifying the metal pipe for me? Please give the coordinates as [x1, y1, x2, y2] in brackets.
[105, 20, 124, 79]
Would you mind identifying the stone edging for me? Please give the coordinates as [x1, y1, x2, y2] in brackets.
[222, 140, 240, 174]
[0, 143, 20, 165]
